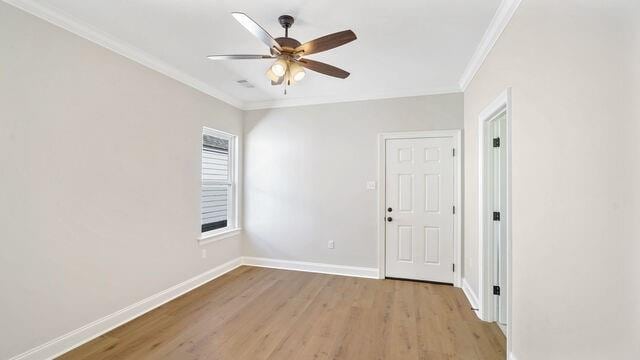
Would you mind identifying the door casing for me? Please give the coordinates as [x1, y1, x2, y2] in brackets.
[377, 130, 462, 288]
[486, 111, 507, 332]
[477, 88, 513, 353]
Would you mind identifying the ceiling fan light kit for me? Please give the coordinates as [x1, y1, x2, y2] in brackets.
[207, 12, 357, 94]
[289, 62, 305, 81]
[271, 58, 288, 77]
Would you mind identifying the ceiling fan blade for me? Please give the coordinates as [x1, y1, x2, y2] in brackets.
[295, 30, 356, 56]
[231, 12, 282, 53]
[297, 59, 350, 79]
[207, 54, 275, 60]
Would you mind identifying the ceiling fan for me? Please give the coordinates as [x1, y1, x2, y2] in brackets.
[207, 13, 356, 92]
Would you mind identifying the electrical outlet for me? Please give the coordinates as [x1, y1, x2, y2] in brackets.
[201, 249, 207, 259]
[328, 240, 335, 249]
[366, 181, 376, 190]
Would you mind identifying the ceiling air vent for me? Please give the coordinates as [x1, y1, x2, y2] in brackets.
[236, 79, 254, 88]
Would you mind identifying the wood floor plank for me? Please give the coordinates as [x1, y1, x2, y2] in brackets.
[384, 280, 420, 360]
[114, 268, 284, 360]
[59, 267, 505, 360]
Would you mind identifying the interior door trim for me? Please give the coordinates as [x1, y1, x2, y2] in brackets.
[377, 130, 462, 288]
[477, 88, 513, 355]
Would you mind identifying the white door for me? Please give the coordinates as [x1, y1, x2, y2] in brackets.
[487, 112, 508, 328]
[385, 136, 455, 283]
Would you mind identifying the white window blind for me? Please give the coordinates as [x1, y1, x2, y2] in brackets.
[201, 128, 235, 234]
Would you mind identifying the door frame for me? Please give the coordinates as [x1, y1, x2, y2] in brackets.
[377, 130, 462, 287]
[477, 89, 512, 348]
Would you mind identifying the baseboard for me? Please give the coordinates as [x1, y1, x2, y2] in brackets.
[242, 256, 379, 279]
[461, 277, 481, 317]
[9, 257, 242, 360]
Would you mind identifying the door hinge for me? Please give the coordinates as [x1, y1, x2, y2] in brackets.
[452, 148, 456, 157]
[453, 205, 456, 214]
[493, 211, 501, 221]
[452, 263, 455, 272]
[493, 285, 501, 296]
[493, 137, 501, 148]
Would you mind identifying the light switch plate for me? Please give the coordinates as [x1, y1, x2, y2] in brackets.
[366, 181, 376, 190]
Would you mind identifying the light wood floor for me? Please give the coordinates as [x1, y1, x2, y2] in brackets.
[59, 266, 505, 360]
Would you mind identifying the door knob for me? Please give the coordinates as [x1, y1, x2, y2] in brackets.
[387, 217, 393, 222]
[387, 207, 392, 212]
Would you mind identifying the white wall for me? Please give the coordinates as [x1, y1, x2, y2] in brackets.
[243, 94, 463, 269]
[0, 4, 243, 358]
[463, 0, 640, 358]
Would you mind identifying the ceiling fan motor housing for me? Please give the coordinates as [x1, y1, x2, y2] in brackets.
[271, 16, 300, 55]
[274, 37, 301, 51]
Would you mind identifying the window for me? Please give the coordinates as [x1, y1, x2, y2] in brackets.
[201, 128, 237, 238]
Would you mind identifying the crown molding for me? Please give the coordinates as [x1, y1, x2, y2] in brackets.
[3, 0, 246, 110]
[242, 86, 462, 111]
[458, 0, 523, 91]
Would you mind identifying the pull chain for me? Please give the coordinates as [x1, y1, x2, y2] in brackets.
[283, 68, 290, 95]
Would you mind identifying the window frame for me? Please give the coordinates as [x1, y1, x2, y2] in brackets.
[199, 127, 240, 244]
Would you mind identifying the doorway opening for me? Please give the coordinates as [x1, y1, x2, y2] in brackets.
[478, 89, 512, 349]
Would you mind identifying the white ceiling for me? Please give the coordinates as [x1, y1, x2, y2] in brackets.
[22, 0, 501, 109]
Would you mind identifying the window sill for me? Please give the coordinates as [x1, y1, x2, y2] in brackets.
[198, 228, 242, 246]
